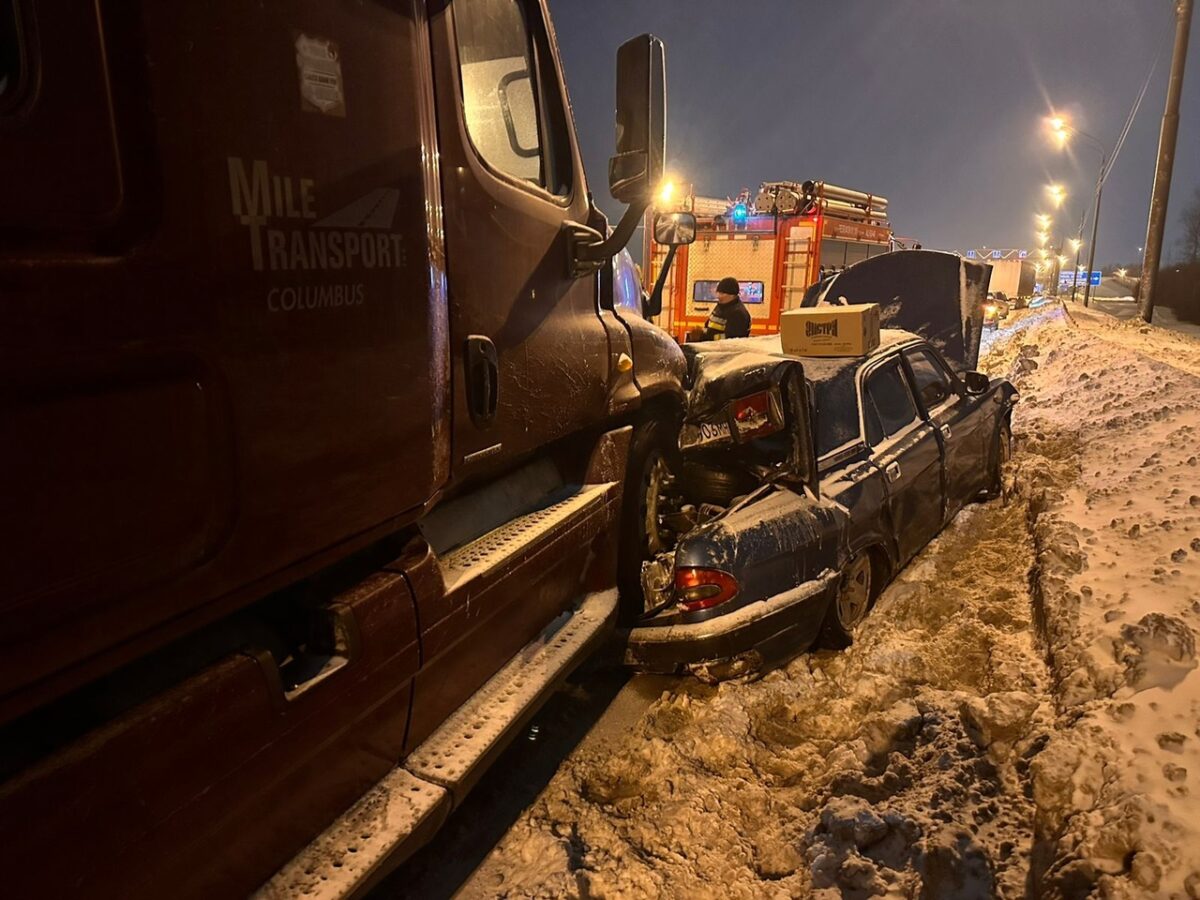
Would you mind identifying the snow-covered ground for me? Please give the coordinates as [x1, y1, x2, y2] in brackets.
[390, 304, 1200, 899]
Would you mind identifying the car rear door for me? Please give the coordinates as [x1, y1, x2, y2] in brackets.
[862, 355, 944, 564]
[902, 343, 992, 518]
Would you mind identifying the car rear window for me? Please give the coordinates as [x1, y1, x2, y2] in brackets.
[812, 369, 860, 457]
[864, 359, 918, 445]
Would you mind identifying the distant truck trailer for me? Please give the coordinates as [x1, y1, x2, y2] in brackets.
[986, 258, 1036, 300]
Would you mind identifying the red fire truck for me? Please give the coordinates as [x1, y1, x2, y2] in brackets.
[644, 180, 898, 340]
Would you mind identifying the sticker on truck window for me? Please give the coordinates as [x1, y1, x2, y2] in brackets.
[295, 34, 345, 117]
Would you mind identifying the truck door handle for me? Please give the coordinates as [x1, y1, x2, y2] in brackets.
[885, 461, 902, 483]
[940, 424, 952, 440]
[465, 335, 498, 426]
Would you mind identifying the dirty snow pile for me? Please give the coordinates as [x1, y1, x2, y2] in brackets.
[453, 304, 1200, 899]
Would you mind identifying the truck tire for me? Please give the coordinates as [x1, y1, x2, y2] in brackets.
[818, 552, 872, 649]
[617, 417, 679, 626]
[678, 461, 757, 507]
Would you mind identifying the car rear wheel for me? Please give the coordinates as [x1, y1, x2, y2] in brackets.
[819, 552, 872, 649]
[981, 418, 1012, 500]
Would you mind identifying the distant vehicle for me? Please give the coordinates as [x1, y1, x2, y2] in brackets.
[987, 259, 1036, 305]
[626, 254, 1017, 679]
[985, 292, 1010, 328]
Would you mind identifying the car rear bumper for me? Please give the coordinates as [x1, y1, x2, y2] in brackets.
[624, 569, 840, 674]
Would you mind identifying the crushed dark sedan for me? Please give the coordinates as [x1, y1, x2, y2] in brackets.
[626, 250, 1018, 680]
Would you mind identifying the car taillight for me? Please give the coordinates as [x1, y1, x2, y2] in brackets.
[675, 567, 740, 611]
[728, 390, 781, 441]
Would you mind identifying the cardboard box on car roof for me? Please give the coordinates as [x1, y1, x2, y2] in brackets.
[780, 303, 880, 357]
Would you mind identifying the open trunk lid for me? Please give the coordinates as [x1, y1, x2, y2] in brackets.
[802, 249, 990, 372]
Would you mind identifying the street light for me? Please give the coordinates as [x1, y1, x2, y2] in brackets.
[656, 179, 677, 206]
[1117, 268, 1128, 278]
[1036, 231, 1049, 245]
[1035, 213, 1052, 228]
[1069, 238, 1083, 252]
[1045, 112, 1109, 308]
[1045, 183, 1067, 208]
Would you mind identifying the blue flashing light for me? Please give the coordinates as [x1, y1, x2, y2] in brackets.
[731, 203, 749, 222]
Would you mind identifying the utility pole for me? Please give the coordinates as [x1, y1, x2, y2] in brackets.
[1139, 0, 1194, 323]
[1082, 158, 1105, 308]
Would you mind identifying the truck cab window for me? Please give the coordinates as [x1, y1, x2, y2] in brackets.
[903, 346, 955, 409]
[864, 359, 918, 445]
[612, 247, 644, 319]
[455, 0, 569, 194]
[0, 1, 27, 111]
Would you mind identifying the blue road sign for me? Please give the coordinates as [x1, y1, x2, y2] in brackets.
[1058, 270, 1101, 287]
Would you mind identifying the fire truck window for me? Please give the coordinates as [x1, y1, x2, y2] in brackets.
[455, 0, 546, 187]
[904, 347, 954, 409]
[864, 359, 918, 445]
[0, 1, 27, 111]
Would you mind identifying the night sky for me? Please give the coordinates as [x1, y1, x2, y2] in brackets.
[549, 0, 1200, 268]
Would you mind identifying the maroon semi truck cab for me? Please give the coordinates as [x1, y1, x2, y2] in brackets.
[0, 2, 686, 896]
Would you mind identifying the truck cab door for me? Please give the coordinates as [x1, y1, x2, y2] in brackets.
[430, 0, 610, 479]
[862, 356, 944, 565]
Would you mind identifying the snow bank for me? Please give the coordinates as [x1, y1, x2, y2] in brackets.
[997, 304, 1200, 898]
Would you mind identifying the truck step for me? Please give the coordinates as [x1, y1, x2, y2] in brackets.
[255, 769, 448, 900]
[255, 589, 618, 899]
[439, 483, 613, 594]
[405, 587, 618, 797]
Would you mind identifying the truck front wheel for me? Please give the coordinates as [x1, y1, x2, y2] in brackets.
[617, 417, 680, 626]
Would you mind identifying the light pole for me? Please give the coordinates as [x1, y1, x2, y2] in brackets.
[1048, 116, 1108, 308]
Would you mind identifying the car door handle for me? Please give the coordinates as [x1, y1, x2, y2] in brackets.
[885, 461, 902, 483]
[940, 424, 952, 440]
[464, 335, 499, 427]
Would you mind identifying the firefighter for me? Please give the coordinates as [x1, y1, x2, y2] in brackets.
[690, 276, 751, 341]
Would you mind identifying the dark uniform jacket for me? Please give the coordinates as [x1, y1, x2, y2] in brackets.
[702, 298, 752, 340]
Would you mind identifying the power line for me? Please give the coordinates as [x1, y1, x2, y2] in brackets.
[1102, 2, 1176, 185]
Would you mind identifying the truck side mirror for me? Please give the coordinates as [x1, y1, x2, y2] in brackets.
[644, 212, 694, 317]
[653, 211, 696, 247]
[608, 34, 665, 204]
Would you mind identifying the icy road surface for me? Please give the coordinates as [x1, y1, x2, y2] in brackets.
[376, 303, 1200, 899]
